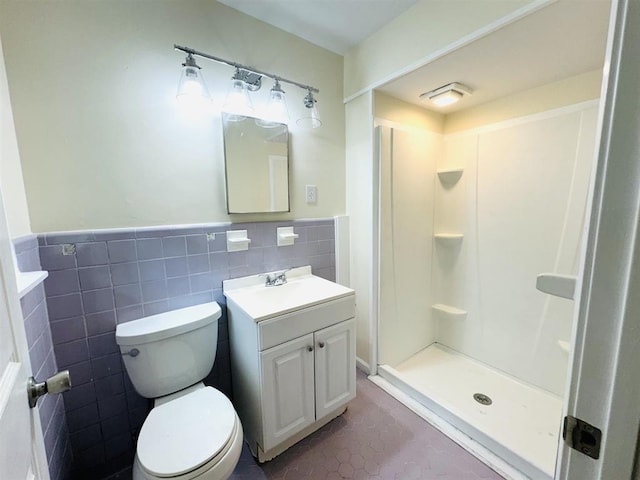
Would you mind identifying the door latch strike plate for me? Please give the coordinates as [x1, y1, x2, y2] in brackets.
[563, 415, 602, 459]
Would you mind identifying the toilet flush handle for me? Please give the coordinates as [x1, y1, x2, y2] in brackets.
[122, 348, 140, 357]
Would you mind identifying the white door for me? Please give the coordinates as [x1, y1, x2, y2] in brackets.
[0, 193, 50, 478]
[0, 27, 50, 480]
[260, 333, 315, 452]
[314, 319, 356, 419]
[557, 0, 640, 478]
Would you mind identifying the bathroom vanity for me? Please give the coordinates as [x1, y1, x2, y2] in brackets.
[223, 266, 356, 462]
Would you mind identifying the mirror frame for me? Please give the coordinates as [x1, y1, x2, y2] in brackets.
[222, 112, 291, 214]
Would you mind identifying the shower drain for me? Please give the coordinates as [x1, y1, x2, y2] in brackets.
[473, 393, 493, 406]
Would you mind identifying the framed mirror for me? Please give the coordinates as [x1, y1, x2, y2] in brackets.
[222, 113, 290, 213]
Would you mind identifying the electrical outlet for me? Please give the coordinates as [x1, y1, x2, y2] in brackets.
[305, 185, 317, 204]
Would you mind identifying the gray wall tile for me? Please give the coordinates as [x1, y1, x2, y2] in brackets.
[67, 361, 93, 386]
[55, 339, 90, 368]
[40, 245, 77, 271]
[63, 382, 96, 411]
[51, 316, 86, 345]
[165, 256, 188, 277]
[36, 220, 336, 478]
[115, 305, 144, 324]
[106, 240, 137, 264]
[208, 232, 227, 252]
[141, 279, 167, 303]
[88, 333, 119, 358]
[186, 234, 207, 254]
[139, 259, 165, 281]
[101, 413, 129, 440]
[86, 310, 116, 336]
[113, 284, 142, 309]
[104, 432, 132, 460]
[110, 262, 139, 286]
[47, 293, 83, 321]
[187, 253, 209, 274]
[66, 402, 100, 432]
[22, 283, 45, 315]
[136, 238, 163, 260]
[82, 288, 115, 314]
[190, 272, 212, 293]
[45, 269, 80, 296]
[76, 242, 109, 267]
[167, 277, 190, 298]
[79, 266, 112, 290]
[98, 393, 127, 419]
[70, 423, 102, 451]
[142, 300, 169, 317]
[162, 236, 186, 257]
[24, 302, 49, 346]
[94, 375, 125, 399]
[91, 354, 122, 379]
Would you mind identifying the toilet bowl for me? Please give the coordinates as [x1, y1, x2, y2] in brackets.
[116, 303, 242, 480]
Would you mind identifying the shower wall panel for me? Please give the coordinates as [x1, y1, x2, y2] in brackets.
[378, 125, 440, 366]
[434, 104, 598, 395]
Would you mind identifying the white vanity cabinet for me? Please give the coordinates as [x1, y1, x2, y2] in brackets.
[223, 266, 356, 462]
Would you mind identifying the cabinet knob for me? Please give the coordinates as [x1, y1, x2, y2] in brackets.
[318, 341, 325, 348]
[307, 346, 314, 352]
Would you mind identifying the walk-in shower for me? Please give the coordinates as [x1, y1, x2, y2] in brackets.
[374, 98, 600, 478]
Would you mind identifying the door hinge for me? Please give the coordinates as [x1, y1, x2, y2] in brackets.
[563, 415, 602, 459]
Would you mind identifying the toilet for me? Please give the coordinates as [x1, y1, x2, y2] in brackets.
[115, 302, 242, 480]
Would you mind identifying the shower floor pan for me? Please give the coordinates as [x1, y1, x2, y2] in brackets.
[374, 344, 562, 479]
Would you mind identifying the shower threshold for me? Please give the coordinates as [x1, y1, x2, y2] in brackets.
[372, 344, 562, 480]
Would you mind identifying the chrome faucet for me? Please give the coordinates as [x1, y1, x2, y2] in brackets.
[263, 270, 288, 287]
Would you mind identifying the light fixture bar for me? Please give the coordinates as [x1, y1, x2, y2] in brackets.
[174, 44, 319, 94]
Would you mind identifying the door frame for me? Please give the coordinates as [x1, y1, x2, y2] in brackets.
[556, 0, 640, 477]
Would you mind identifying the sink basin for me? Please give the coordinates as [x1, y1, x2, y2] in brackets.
[223, 266, 354, 321]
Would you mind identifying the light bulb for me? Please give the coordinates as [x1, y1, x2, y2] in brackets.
[257, 81, 289, 127]
[176, 56, 210, 105]
[222, 71, 254, 121]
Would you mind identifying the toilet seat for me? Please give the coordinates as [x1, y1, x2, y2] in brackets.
[137, 387, 238, 478]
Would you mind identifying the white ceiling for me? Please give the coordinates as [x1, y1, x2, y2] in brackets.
[378, 0, 611, 112]
[219, 0, 611, 113]
[217, 0, 420, 55]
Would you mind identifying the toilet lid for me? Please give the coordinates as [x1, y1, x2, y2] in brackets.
[137, 387, 237, 478]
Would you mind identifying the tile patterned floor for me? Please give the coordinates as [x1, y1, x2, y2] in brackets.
[229, 369, 505, 479]
[106, 370, 504, 479]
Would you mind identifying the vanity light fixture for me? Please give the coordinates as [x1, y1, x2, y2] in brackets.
[176, 54, 211, 106]
[174, 44, 321, 128]
[297, 89, 322, 128]
[420, 82, 472, 107]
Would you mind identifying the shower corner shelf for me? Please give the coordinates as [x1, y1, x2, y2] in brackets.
[432, 303, 467, 320]
[437, 168, 464, 185]
[434, 233, 464, 245]
[536, 273, 576, 300]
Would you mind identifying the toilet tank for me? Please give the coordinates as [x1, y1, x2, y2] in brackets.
[115, 302, 221, 398]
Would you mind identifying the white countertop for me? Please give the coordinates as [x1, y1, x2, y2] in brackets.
[223, 266, 354, 322]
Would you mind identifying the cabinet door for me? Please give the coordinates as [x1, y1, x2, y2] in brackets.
[314, 319, 356, 419]
[260, 333, 315, 452]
